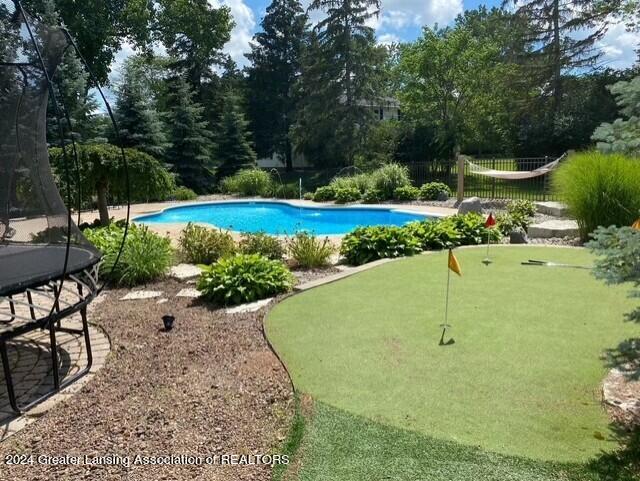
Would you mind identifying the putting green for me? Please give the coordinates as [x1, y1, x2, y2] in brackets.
[266, 246, 637, 463]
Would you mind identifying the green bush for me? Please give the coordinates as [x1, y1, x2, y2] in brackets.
[313, 185, 336, 202]
[553, 151, 640, 240]
[405, 219, 461, 249]
[449, 213, 502, 245]
[394, 185, 420, 201]
[329, 173, 373, 194]
[334, 187, 361, 204]
[85, 223, 173, 287]
[340, 226, 421, 265]
[178, 223, 236, 264]
[370, 163, 412, 199]
[272, 182, 301, 199]
[287, 232, 335, 268]
[173, 186, 198, 201]
[419, 182, 451, 200]
[239, 232, 285, 260]
[362, 188, 384, 204]
[220, 168, 274, 196]
[197, 254, 295, 305]
[303, 192, 315, 201]
[507, 199, 536, 218]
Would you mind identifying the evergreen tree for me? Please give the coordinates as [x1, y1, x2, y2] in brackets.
[293, 0, 386, 166]
[165, 76, 216, 193]
[245, 0, 308, 170]
[215, 93, 258, 178]
[113, 56, 169, 158]
[505, 0, 609, 114]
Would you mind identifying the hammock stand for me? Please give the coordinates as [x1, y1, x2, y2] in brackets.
[0, 0, 129, 414]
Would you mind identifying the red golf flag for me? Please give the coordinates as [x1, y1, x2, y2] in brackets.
[485, 212, 496, 228]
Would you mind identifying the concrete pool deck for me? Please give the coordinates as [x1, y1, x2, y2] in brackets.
[79, 197, 458, 243]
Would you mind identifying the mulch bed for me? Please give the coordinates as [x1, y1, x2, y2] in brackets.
[0, 279, 294, 480]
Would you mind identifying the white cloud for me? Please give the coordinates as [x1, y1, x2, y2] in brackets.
[378, 33, 401, 45]
[598, 23, 640, 69]
[379, 0, 462, 30]
[209, 0, 256, 68]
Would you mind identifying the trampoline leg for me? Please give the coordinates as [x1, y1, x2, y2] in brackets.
[0, 341, 20, 413]
[49, 322, 60, 390]
[80, 306, 92, 372]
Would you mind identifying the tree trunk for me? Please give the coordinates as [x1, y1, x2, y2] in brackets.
[96, 181, 110, 226]
[551, 0, 562, 115]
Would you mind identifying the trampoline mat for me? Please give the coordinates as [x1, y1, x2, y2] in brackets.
[0, 244, 101, 296]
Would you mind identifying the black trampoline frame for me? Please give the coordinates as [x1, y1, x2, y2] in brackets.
[0, 0, 130, 414]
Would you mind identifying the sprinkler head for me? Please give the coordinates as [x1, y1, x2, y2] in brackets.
[482, 258, 493, 266]
[162, 315, 175, 331]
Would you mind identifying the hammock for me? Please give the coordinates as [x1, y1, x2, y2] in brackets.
[465, 153, 566, 180]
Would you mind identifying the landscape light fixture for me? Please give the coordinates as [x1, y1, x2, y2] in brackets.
[162, 315, 175, 331]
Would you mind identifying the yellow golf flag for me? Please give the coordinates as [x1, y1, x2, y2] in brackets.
[632, 218, 640, 230]
[448, 249, 462, 276]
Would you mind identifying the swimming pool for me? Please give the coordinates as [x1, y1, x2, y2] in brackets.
[135, 201, 432, 235]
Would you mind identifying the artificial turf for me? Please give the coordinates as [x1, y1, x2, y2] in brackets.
[266, 246, 637, 472]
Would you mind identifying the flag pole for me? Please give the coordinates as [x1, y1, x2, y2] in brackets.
[441, 250, 452, 345]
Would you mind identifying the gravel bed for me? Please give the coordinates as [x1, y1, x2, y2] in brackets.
[292, 267, 341, 284]
[0, 279, 295, 480]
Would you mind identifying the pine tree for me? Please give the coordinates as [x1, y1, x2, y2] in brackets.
[245, 0, 308, 170]
[293, 0, 386, 166]
[114, 57, 170, 158]
[165, 76, 216, 193]
[505, 0, 609, 113]
[215, 93, 257, 178]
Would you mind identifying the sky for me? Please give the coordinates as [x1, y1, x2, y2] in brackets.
[111, 0, 639, 80]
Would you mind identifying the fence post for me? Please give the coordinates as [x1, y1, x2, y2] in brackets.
[456, 155, 464, 202]
[491, 157, 496, 199]
[542, 155, 549, 201]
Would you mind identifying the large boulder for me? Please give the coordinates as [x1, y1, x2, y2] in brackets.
[457, 196, 482, 215]
[509, 227, 529, 244]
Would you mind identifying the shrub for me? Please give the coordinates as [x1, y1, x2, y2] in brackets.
[178, 223, 236, 264]
[197, 254, 295, 305]
[405, 219, 461, 249]
[220, 168, 274, 196]
[507, 199, 536, 218]
[553, 151, 640, 240]
[313, 185, 336, 202]
[449, 213, 501, 245]
[272, 182, 301, 199]
[394, 185, 420, 201]
[370, 163, 412, 199]
[587, 225, 640, 322]
[419, 182, 451, 200]
[303, 192, 315, 201]
[334, 187, 361, 204]
[173, 186, 198, 201]
[340, 226, 421, 265]
[287, 232, 335, 268]
[329, 173, 373, 194]
[362, 188, 384, 204]
[239, 232, 285, 260]
[85, 223, 173, 287]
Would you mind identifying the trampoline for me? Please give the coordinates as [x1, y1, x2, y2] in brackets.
[0, 1, 126, 413]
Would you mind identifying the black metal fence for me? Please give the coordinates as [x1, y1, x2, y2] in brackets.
[272, 156, 560, 201]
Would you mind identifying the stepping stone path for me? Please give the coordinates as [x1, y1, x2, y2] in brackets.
[528, 219, 579, 239]
[176, 288, 201, 298]
[169, 263, 202, 280]
[120, 290, 164, 301]
[226, 298, 273, 314]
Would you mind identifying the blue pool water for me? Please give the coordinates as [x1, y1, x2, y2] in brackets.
[136, 201, 430, 235]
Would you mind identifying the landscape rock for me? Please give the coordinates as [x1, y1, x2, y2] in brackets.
[226, 298, 273, 314]
[528, 220, 579, 239]
[175, 288, 201, 298]
[534, 201, 569, 217]
[120, 291, 163, 301]
[457, 196, 482, 215]
[509, 228, 529, 244]
[169, 264, 202, 280]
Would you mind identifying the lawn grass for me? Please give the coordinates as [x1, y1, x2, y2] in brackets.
[297, 401, 599, 481]
[266, 246, 636, 469]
